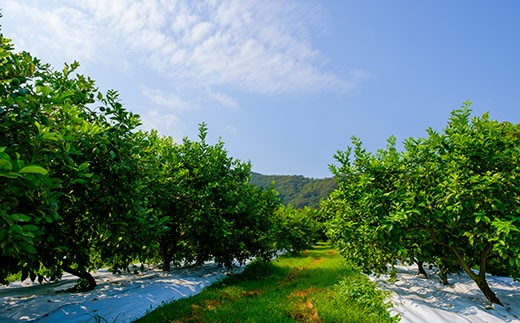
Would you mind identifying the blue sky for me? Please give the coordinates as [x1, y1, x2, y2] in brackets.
[2, 1, 519, 178]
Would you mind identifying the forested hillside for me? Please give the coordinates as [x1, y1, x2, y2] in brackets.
[250, 172, 337, 208]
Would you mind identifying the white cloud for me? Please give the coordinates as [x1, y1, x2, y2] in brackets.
[190, 22, 214, 43]
[1, 0, 360, 95]
[141, 86, 196, 112]
[2, 1, 98, 64]
[207, 88, 239, 110]
[223, 125, 238, 135]
[139, 109, 185, 141]
[349, 69, 372, 83]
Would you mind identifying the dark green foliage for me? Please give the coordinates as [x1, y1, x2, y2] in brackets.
[0, 32, 164, 289]
[273, 205, 322, 254]
[152, 125, 282, 270]
[250, 173, 337, 208]
[323, 102, 520, 305]
[0, 29, 282, 289]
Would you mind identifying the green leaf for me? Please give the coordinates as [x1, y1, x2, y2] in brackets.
[0, 158, 12, 170]
[42, 132, 59, 141]
[10, 225, 24, 234]
[78, 162, 89, 171]
[22, 224, 40, 232]
[19, 166, 48, 175]
[19, 241, 37, 254]
[9, 213, 32, 222]
[0, 171, 21, 178]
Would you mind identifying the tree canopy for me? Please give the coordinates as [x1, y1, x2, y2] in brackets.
[1, 29, 308, 290]
[323, 102, 520, 305]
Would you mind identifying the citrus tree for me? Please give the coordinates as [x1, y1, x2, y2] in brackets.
[154, 124, 281, 270]
[410, 104, 520, 305]
[0, 32, 163, 289]
[274, 205, 322, 255]
[324, 103, 520, 305]
[324, 136, 420, 275]
[1, 26, 290, 290]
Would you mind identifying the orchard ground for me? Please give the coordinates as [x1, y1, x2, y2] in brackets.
[1, 251, 519, 322]
[0, 261, 246, 322]
[371, 265, 520, 322]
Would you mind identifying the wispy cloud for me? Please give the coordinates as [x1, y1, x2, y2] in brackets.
[2, 2, 98, 64]
[206, 88, 239, 110]
[2, 0, 362, 95]
[141, 86, 196, 112]
[139, 108, 186, 141]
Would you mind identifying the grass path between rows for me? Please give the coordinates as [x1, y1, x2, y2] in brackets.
[137, 242, 397, 322]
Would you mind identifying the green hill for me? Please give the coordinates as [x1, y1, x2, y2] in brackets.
[250, 173, 337, 208]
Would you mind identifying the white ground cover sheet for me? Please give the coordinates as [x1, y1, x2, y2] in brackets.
[371, 265, 520, 323]
[0, 262, 245, 322]
[1, 262, 519, 322]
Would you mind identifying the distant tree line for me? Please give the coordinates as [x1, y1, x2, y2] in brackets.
[250, 173, 337, 208]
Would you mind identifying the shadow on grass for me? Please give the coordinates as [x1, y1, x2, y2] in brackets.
[212, 244, 358, 299]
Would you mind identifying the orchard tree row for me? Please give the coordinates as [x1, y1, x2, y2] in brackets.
[322, 103, 520, 305]
[0, 31, 317, 291]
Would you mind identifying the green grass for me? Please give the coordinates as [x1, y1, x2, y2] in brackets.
[137, 242, 398, 322]
[5, 272, 22, 283]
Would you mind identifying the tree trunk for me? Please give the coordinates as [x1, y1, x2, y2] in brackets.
[415, 259, 428, 277]
[62, 265, 97, 291]
[474, 275, 504, 306]
[438, 264, 449, 285]
[162, 254, 172, 271]
[450, 246, 503, 306]
[161, 241, 172, 271]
